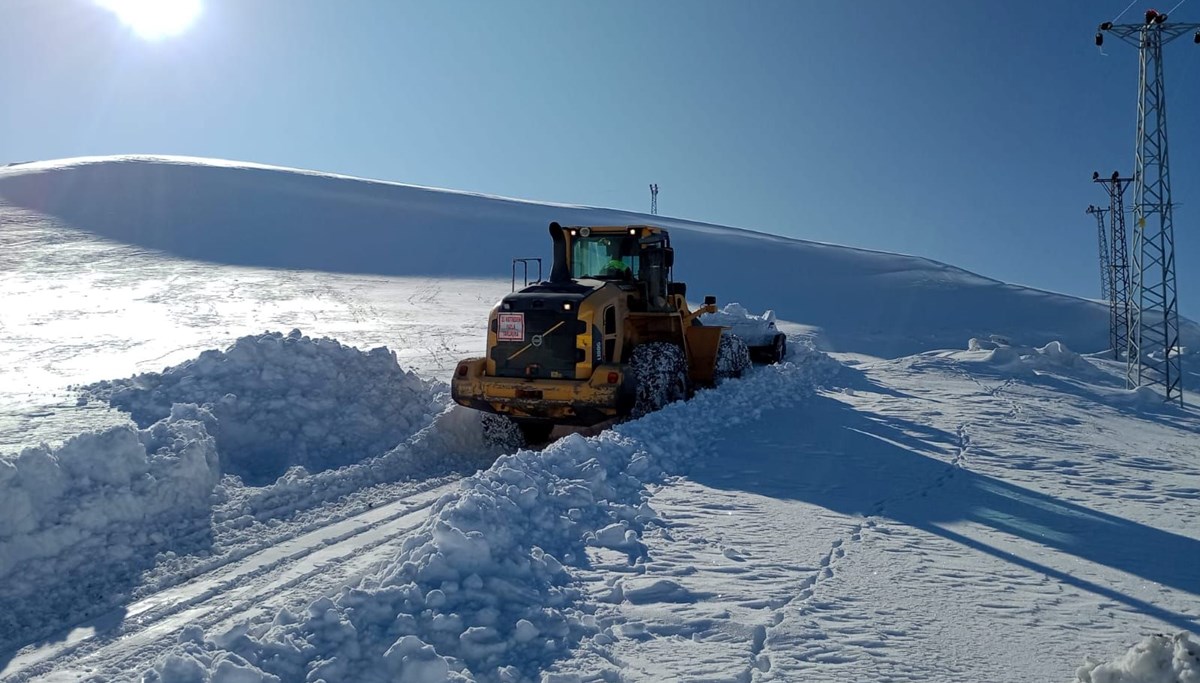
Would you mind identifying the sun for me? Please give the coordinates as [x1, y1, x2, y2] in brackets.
[96, 0, 202, 40]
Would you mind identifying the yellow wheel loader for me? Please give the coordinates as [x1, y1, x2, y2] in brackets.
[451, 222, 778, 446]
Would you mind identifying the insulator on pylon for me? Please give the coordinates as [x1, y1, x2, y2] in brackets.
[1156, 13, 1168, 23]
[1100, 21, 1114, 30]
[1112, 171, 1120, 181]
[1145, 9, 1159, 24]
[1093, 171, 1101, 181]
[1096, 32, 1105, 46]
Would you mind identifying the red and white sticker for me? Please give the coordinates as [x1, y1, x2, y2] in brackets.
[497, 312, 525, 342]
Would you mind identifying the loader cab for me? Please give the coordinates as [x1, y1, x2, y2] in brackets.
[550, 222, 677, 311]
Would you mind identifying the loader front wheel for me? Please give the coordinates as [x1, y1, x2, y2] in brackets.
[630, 342, 689, 418]
[714, 333, 752, 380]
[767, 334, 788, 364]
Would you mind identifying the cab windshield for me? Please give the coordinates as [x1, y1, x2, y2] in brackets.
[571, 235, 637, 279]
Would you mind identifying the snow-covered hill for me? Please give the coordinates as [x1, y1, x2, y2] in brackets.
[1, 156, 1198, 682]
[5, 155, 1187, 359]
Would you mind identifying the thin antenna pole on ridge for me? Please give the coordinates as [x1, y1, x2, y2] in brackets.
[650, 183, 659, 216]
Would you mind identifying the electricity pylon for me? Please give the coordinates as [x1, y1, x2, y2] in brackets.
[1093, 171, 1134, 360]
[1096, 12, 1199, 404]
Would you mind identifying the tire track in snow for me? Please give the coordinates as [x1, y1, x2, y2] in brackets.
[3, 483, 456, 682]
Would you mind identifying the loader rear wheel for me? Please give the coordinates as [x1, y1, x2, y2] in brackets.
[482, 413, 525, 450]
[715, 333, 752, 380]
[516, 420, 554, 446]
[630, 342, 688, 418]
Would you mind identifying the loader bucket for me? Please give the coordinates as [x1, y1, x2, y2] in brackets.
[685, 325, 723, 386]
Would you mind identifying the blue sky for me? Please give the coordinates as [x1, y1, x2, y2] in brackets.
[2, 0, 1199, 315]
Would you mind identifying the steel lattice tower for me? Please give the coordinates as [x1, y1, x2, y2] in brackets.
[1093, 172, 1134, 360]
[650, 183, 659, 215]
[1087, 204, 1114, 305]
[1096, 13, 1200, 404]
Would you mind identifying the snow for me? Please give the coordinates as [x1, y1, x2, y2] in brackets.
[1076, 633, 1200, 683]
[0, 331, 475, 656]
[1, 155, 1198, 682]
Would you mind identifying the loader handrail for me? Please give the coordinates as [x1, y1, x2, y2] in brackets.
[512, 258, 543, 291]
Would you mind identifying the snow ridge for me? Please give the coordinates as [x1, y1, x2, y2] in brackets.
[142, 342, 841, 683]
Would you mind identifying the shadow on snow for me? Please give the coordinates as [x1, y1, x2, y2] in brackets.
[691, 394, 1200, 633]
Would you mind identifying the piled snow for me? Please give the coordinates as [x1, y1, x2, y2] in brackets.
[0, 333, 462, 650]
[84, 330, 446, 485]
[1076, 633, 1200, 683]
[143, 342, 840, 682]
[0, 405, 219, 647]
[700, 302, 780, 346]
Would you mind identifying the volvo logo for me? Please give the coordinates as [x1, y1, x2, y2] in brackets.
[531, 334, 543, 347]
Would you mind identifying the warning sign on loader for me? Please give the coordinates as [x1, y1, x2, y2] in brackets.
[497, 313, 525, 342]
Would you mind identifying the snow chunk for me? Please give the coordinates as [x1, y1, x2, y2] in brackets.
[621, 578, 695, 604]
[384, 635, 454, 683]
[1076, 633, 1200, 683]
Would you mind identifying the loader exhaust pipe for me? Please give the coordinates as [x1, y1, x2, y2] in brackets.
[549, 222, 571, 283]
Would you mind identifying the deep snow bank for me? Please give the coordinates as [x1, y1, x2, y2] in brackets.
[143, 342, 842, 683]
[1076, 633, 1200, 683]
[0, 406, 219, 647]
[3, 155, 1183, 358]
[85, 329, 445, 485]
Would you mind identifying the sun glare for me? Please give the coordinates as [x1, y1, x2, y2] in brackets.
[96, 0, 201, 40]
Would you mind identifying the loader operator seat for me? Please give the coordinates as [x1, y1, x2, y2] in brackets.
[603, 259, 632, 279]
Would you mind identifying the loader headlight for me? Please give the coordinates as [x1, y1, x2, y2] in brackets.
[563, 302, 573, 311]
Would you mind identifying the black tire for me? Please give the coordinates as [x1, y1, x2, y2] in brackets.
[516, 420, 555, 446]
[768, 334, 787, 364]
[714, 333, 752, 380]
[482, 413, 525, 450]
[630, 342, 689, 418]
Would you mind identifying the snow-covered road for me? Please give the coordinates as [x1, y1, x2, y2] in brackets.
[4, 484, 453, 682]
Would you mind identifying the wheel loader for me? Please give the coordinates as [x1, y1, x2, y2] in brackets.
[451, 222, 785, 445]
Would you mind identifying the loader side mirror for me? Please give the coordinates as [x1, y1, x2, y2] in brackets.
[663, 248, 674, 269]
[704, 295, 717, 306]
